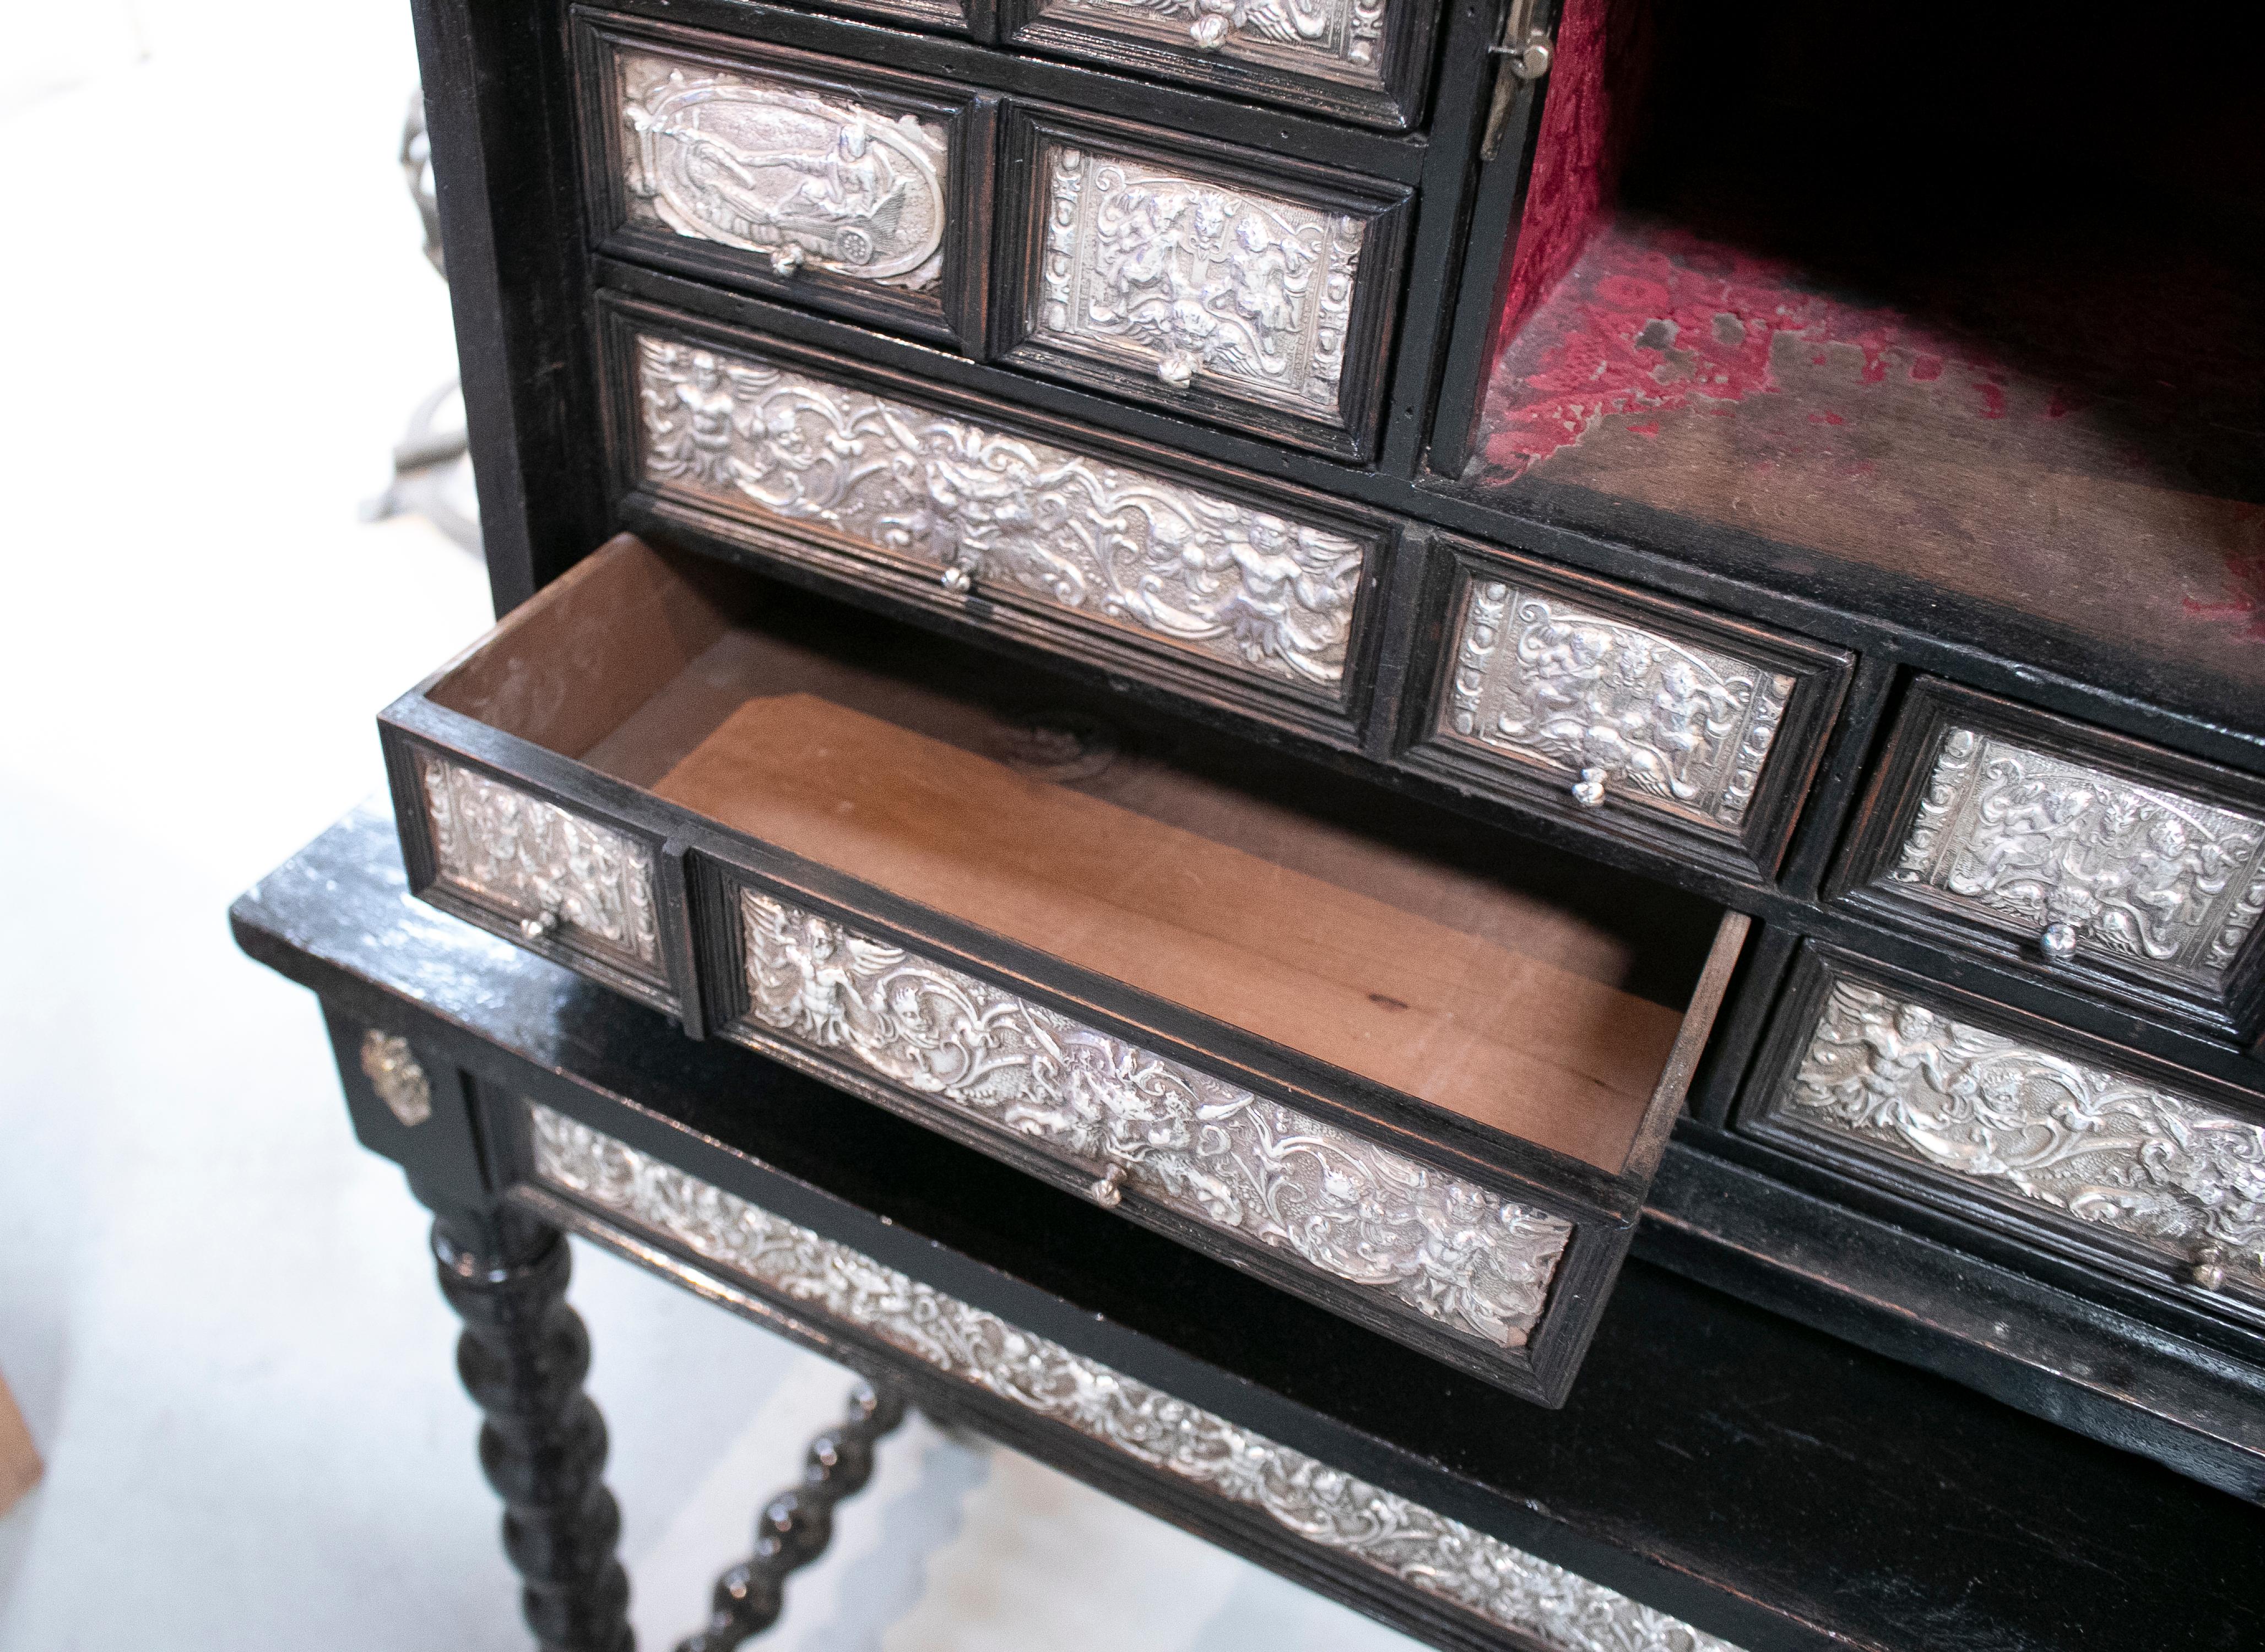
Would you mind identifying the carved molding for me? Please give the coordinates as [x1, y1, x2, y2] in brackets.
[1889, 727, 2265, 988]
[360, 1030, 433, 1127]
[620, 51, 947, 290]
[1032, 143, 1367, 419]
[634, 332, 1369, 688]
[1033, 0, 1390, 86]
[1440, 580, 1793, 831]
[736, 888, 1570, 1350]
[418, 754, 660, 969]
[528, 1103, 1742, 1652]
[1768, 977, 2265, 1299]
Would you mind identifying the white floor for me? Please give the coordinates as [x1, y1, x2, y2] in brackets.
[0, 5, 1419, 1646]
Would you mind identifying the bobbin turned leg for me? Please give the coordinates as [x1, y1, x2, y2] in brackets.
[434, 1208, 634, 1652]
[678, 1380, 908, 1651]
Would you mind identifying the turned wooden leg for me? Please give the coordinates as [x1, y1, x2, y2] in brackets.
[677, 1380, 908, 1652]
[435, 1210, 633, 1652]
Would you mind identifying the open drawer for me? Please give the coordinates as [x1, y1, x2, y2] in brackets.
[381, 534, 1747, 1403]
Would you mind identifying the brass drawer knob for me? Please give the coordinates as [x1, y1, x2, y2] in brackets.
[1570, 767, 1608, 808]
[940, 564, 975, 596]
[1088, 1164, 1128, 1208]
[2191, 1246, 2230, 1291]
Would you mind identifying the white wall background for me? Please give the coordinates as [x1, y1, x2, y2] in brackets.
[0, 3, 1421, 1646]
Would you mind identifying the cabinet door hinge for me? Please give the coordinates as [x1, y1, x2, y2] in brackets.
[1481, 0, 1555, 159]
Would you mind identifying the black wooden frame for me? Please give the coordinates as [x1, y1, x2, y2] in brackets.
[571, 9, 996, 349]
[995, 0, 1442, 131]
[1389, 534, 1854, 881]
[989, 102, 1415, 458]
[591, 295, 1404, 748]
[1736, 942, 2265, 1334]
[1831, 678, 2265, 1045]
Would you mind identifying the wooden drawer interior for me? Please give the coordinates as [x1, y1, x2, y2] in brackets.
[424, 536, 1728, 1175]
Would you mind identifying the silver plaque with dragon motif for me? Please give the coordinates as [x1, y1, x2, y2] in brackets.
[633, 332, 1372, 689]
[620, 50, 947, 290]
[1888, 726, 2265, 988]
[733, 887, 1573, 1350]
[1439, 578, 1795, 831]
[529, 1102, 1744, 1652]
[1767, 975, 2265, 1300]
[1032, 143, 1369, 419]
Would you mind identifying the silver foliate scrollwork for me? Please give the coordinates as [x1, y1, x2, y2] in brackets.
[360, 1030, 432, 1127]
[634, 333, 1369, 688]
[418, 754, 660, 969]
[619, 51, 947, 291]
[1035, 0, 1389, 84]
[527, 1104, 1742, 1652]
[1032, 144, 1368, 421]
[735, 889, 1572, 1350]
[1440, 580, 1795, 831]
[1769, 977, 2265, 1298]
[1888, 727, 2265, 990]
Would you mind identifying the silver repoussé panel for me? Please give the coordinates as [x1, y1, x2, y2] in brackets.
[635, 333, 1371, 689]
[620, 49, 948, 290]
[1032, 0, 1390, 86]
[1767, 976, 2265, 1299]
[418, 754, 660, 969]
[737, 888, 1572, 1350]
[1889, 726, 2265, 989]
[528, 1102, 1744, 1652]
[1440, 579, 1794, 830]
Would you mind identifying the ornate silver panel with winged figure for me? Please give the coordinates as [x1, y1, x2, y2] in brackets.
[732, 887, 1573, 1350]
[633, 332, 1373, 689]
[1032, 143, 1369, 419]
[1887, 726, 2265, 990]
[1439, 579, 1795, 832]
[418, 754, 661, 972]
[619, 50, 948, 290]
[1766, 975, 2265, 1301]
[1031, 0, 1391, 86]
[529, 1102, 1744, 1652]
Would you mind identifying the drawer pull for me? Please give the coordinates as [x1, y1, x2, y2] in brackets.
[1087, 1164, 1128, 1207]
[768, 243, 806, 278]
[1571, 768, 1608, 808]
[519, 899, 563, 942]
[2039, 921, 2079, 961]
[1157, 349, 1198, 389]
[939, 563, 975, 596]
[2193, 1246, 2230, 1291]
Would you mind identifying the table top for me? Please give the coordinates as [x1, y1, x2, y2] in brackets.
[234, 802, 2265, 1652]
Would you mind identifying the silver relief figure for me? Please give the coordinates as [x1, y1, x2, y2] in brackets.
[620, 51, 947, 290]
[1442, 580, 1794, 830]
[1036, 0, 1390, 84]
[736, 889, 1573, 1349]
[1889, 727, 2265, 988]
[529, 1104, 1743, 1652]
[1769, 977, 2265, 1298]
[634, 333, 1370, 688]
[1033, 144, 1367, 419]
[418, 754, 661, 968]
[359, 1030, 434, 1128]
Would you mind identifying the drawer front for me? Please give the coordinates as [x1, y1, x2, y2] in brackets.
[1841, 682, 2265, 1028]
[412, 752, 671, 1002]
[1405, 541, 1848, 877]
[996, 111, 1408, 457]
[723, 883, 1575, 1356]
[999, 0, 1434, 131]
[1749, 955, 2265, 1312]
[612, 313, 1384, 707]
[578, 19, 978, 342]
[524, 1101, 1746, 1652]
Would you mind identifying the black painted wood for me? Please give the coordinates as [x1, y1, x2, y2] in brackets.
[234, 807, 2265, 1648]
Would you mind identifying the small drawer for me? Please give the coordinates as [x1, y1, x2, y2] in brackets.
[574, 15, 987, 346]
[1835, 681, 2265, 1038]
[1397, 537, 1851, 879]
[382, 534, 1747, 1403]
[996, 0, 1438, 131]
[599, 299, 1394, 742]
[1743, 948, 2265, 1322]
[993, 107, 1411, 459]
